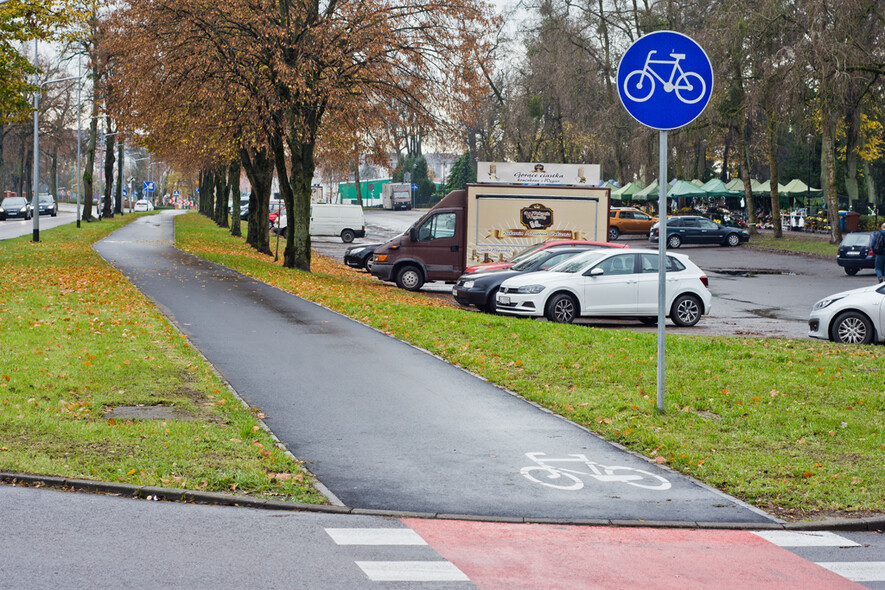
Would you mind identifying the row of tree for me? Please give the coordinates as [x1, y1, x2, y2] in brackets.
[465, 0, 885, 241]
[93, 0, 497, 270]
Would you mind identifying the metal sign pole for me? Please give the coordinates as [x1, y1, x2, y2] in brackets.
[657, 130, 668, 414]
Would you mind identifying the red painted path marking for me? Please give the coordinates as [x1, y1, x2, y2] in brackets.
[403, 519, 862, 590]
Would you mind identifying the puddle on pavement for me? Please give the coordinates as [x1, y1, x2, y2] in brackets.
[710, 268, 797, 277]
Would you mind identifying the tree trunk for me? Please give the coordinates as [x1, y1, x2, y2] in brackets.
[82, 115, 97, 220]
[103, 128, 115, 219]
[214, 164, 228, 227]
[844, 105, 859, 210]
[353, 158, 363, 207]
[740, 121, 757, 235]
[864, 160, 876, 210]
[50, 149, 58, 200]
[767, 117, 782, 238]
[240, 146, 272, 255]
[822, 114, 841, 244]
[229, 159, 242, 237]
[115, 142, 123, 214]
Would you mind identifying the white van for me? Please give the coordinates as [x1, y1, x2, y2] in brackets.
[277, 204, 366, 243]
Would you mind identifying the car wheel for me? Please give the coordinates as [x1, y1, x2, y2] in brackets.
[545, 293, 578, 324]
[341, 229, 355, 243]
[395, 265, 424, 291]
[608, 226, 620, 241]
[844, 266, 859, 276]
[483, 288, 500, 314]
[830, 311, 873, 344]
[670, 294, 702, 327]
[666, 234, 682, 249]
[364, 256, 374, 273]
[726, 233, 741, 247]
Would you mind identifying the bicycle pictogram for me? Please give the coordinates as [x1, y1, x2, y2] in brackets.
[622, 50, 706, 105]
[519, 452, 671, 491]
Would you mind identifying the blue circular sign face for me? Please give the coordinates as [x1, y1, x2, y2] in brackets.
[617, 31, 713, 130]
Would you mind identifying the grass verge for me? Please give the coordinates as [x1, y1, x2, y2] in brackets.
[749, 231, 839, 257]
[176, 213, 884, 521]
[0, 214, 324, 504]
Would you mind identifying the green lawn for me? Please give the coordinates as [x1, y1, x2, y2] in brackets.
[0, 214, 324, 504]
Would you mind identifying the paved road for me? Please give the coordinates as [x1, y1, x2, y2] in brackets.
[2, 485, 882, 589]
[93, 212, 776, 524]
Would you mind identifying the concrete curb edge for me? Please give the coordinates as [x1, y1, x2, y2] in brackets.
[3, 472, 882, 532]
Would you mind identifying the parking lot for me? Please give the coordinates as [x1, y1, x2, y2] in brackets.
[312, 208, 866, 340]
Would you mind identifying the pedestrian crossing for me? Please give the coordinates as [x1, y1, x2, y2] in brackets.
[326, 527, 470, 583]
[751, 530, 885, 585]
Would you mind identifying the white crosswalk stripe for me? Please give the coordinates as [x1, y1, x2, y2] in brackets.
[355, 561, 470, 582]
[326, 527, 470, 583]
[751, 530, 861, 547]
[325, 528, 427, 546]
[752, 530, 885, 584]
[817, 562, 885, 583]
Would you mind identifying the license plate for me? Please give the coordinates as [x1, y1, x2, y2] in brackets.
[499, 296, 511, 305]
[847, 251, 860, 256]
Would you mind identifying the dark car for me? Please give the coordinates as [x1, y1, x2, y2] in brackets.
[0, 196, 32, 220]
[37, 194, 58, 216]
[344, 243, 381, 272]
[649, 215, 750, 248]
[453, 245, 599, 313]
[837, 232, 875, 276]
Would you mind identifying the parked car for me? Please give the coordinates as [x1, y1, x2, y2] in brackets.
[649, 216, 750, 248]
[134, 199, 154, 212]
[37, 193, 58, 216]
[454, 245, 601, 313]
[836, 232, 875, 276]
[344, 243, 382, 272]
[463, 240, 629, 274]
[808, 283, 885, 344]
[608, 207, 658, 240]
[277, 204, 366, 243]
[0, 196, 32, 220]
[495, 248, 711, 326]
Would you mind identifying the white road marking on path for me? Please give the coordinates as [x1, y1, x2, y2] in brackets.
[816, 562, 885, 583]
[327, 528, 470, 583]
[751, 531, 861, 547]
[354, 561, 470, 582]
[326, 528, 427, 546]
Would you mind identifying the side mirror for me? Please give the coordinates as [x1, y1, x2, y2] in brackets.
[586, 267, 605, 277]
[409, 227, 418, 241]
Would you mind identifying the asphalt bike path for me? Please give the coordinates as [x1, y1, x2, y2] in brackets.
[93, 212, 776, 524]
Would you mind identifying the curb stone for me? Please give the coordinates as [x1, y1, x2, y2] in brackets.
[3, 471, 883, 531]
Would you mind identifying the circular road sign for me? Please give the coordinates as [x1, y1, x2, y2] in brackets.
[617, 31, 713, 130]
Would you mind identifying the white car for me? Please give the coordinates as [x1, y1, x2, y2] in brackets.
[808, 283, 885, 344]
[495, 248, 712, 326]
[134, 200, 154, 211]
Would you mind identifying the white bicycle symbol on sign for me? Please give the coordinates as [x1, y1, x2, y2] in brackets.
[623, 50, 706, 105]
[520, 452, 671, 491]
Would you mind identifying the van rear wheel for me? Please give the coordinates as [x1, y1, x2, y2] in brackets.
[395, 265, 424, 291]
[341, 229, 355, 243]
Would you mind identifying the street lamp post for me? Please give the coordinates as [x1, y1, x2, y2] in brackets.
[31, 38, 78, 242]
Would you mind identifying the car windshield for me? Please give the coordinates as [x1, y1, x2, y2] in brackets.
[507, 242, 550, 264]
[547, 250, 608, 273]
[510, 249, 562, 271]
[841, 233, 870, 247]
[2, 197, 25, 207]
[39, 195, 53, 203]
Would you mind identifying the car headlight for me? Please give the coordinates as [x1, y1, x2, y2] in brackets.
[517, 284, 546, 294]
[20, 206, 27, 212]
[462, 280, 474, 289]
[813, 296, 843, 311]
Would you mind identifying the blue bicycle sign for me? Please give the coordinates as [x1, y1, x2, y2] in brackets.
[618, 31, 713, 130]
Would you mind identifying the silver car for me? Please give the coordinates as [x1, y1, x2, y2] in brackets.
[808, 283, 885, 344]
